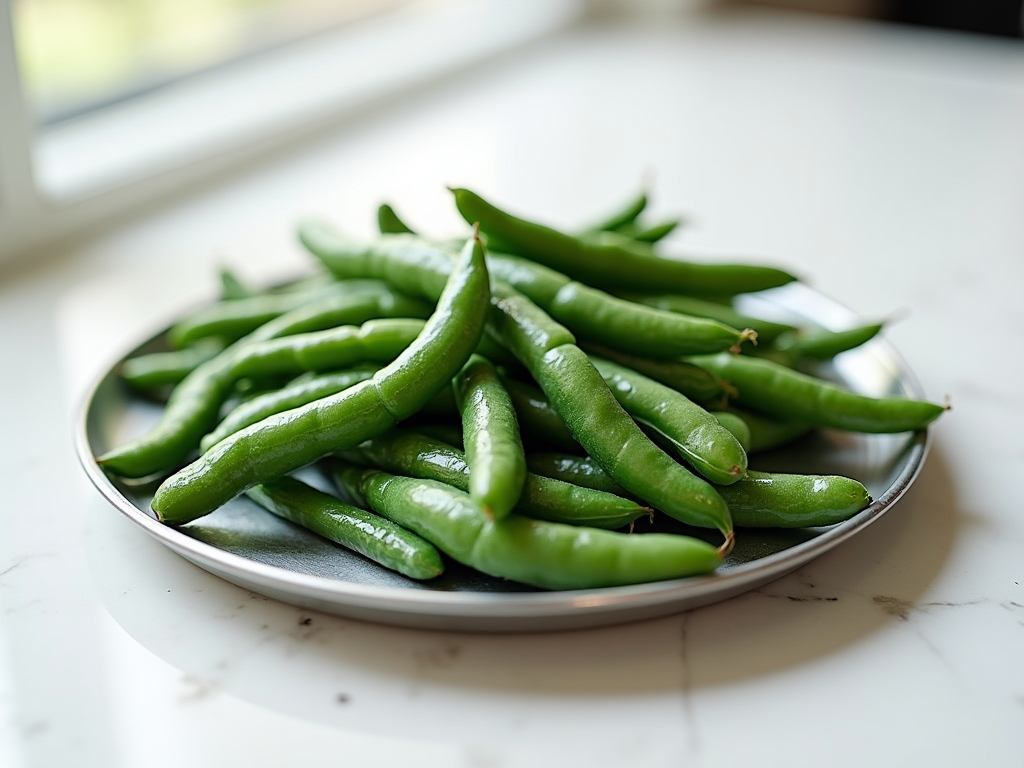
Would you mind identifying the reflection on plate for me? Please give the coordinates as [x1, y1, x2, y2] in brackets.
[75, 283, 930, 632]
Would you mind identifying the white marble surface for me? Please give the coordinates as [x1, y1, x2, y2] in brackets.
[2, 9, 1023, 767]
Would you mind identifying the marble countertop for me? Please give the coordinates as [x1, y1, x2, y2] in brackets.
[2, 9, 1022, 767]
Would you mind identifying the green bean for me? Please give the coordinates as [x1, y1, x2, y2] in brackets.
[719, 407, 812, 453]
[200, 365, 381, 452]
[167, 281, 362, 348]
[688, 352, 945, 433]
[245, 476, 444, 579]
[718, 471, 871, 528]
[98, 288, 433, 478]
[377, 203, 416, 235]
[767, 322, 885, 365]
[228, 318, 425, 380]
[486, 252, 753, 357]
[501, 376, 580, 452]
[299, 222, 733, 540]
[150, 233, 490, 525]
[336, 431, 646, 529]
[582, 190, 648, 234]
[335, 466, 722, 590]
[524, 452, 630, 497]
[627, 294, 796, 345]
[576, 340, 725, 402]
[589, 356, 748, 486]
[709, 411, 752, 452]
[453, 355, 526, 520]
[488, 285, 734, 541]
[610, 218, 682, 244]
[120, 338, 227, 392]
[452, 187, 797, 297]
[218, 267, 256, 300]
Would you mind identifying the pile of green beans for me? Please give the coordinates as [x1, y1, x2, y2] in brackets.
[97, 187, 947, 591]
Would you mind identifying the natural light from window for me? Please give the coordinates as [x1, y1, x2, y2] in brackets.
[12, 0, 409, 124]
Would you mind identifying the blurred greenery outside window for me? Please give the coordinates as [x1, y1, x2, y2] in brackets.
[12, 0, 409, 125]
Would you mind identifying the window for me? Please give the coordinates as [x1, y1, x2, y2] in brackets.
[0, 0, 584, 264]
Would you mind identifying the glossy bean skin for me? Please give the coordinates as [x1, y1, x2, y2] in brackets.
[709, 411, 752, 452]
[688, 353, 946, 433]
[627, 293, 796, 345]
[718, 470, 871, 528]
[764, 322, 885, 366]
[336, 431, 646, 529]
[245, 476, 443, 579]
[99, 288, 434, 478]
[167, 281, 378, 348]
[305, 223, 750, 358]
[300, 223, 732, 538]
[335, 466, 722, 590]
[120, 338, 226, 392]
[200, 365, 381, 452]
[576, 340, 725, 402]
[452, 187, 797, 297]
[228, 318, 425, 379]
[524, 452, 631, 497]
[488, 285, 734, 539]
[486, 252, 752, 357]
[501, 376, 580, 453]
[453, 355, 526, 520]
[149, 235, 490, 525]
[589, 357, 748, 486]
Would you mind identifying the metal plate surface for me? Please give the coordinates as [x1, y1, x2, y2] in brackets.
[75, 283, 930, 632]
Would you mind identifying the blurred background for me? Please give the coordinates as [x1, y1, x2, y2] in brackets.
[2, 0, 1022, 265]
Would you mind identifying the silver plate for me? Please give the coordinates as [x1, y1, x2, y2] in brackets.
[75, 283, 930, 632]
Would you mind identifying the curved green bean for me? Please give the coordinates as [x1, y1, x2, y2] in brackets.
[245, 476, 444, 579]
[718, 470, 871, 528]
[453, 355, 526, 520]
[452, 187, 797, 297]
[336, 466, 722, 590]
[688, 352, 945, 433]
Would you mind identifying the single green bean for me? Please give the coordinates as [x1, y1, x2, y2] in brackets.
[120, 338, 227, 392]
[718, 470, 871, 528]
[627, 294, 796, 345]
[150, 233, 490, 525]
[245, 476, 444, 579]
[377, 203, 416, 235]
[336, 431, 646, 529]
[335, 466, 722, 590]
[452, 187, 797, 297]
[218, 267, 256, 300]
[582, 190, 648, 234]
[453, 355, 526, 520]
[687, 352, 946, 433]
